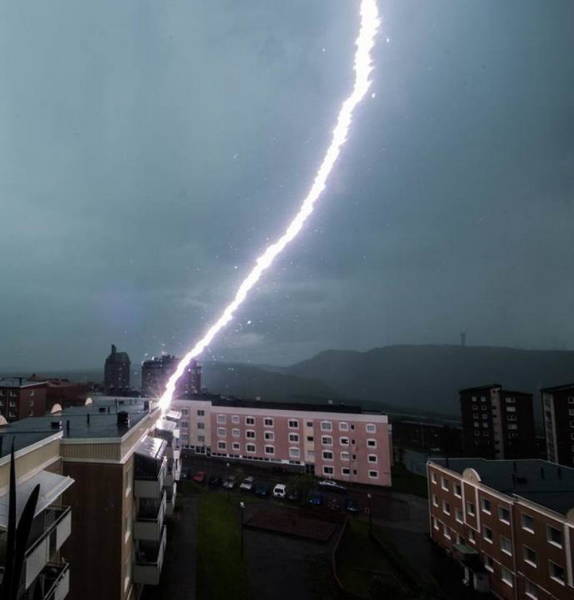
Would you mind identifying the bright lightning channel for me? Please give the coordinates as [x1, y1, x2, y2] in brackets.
[159, 0, 380, 410]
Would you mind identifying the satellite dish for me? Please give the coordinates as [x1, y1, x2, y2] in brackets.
[50, 403, 63, 414]
[0, 415, 8, 426]
[85, 397, 93, 406]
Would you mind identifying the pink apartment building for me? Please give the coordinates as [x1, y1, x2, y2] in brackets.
[171, 395, 392, 487]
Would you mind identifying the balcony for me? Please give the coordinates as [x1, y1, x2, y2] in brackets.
[165, 459, 181, 487]
[134, 437, 168, 500]
[24, 507, 72, 590]
[134, 491, 167, 542]
[133, 526, 167, 586]
[165, 482, 177, 516]
[134, 460, 166, 500]
[22, 561, 70, 600]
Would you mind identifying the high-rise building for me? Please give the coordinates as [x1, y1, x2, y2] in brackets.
[104, 344, 131, 394]
[141, 355, 201, 399]
[428, 457, 574, 599]
[541, 383, 574, 467]
[460, 384, 536, 459]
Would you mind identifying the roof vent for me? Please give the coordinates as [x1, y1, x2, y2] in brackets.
[117, 411, 130, 428]
[50, 420, 62, 430]
[99, 407, 106, 413]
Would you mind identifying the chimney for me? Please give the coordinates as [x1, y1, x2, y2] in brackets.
[111, 344, 117, 354]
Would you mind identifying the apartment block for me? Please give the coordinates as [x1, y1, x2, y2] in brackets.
[0, 422, 73, 599]
[104, 345, 131, 395]
[541, 384, 574, 468]
[4, 396, 181, 600]
[428, 458, 574, 600]
[460, 384, 536, 459]
[0, 377, 48, 422]
[172, 395, 392, 487]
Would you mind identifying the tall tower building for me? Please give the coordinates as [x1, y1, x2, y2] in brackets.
[141, 355, 201, 399]
[104, 344, 131, 394]
[460, 384, 536, 459]
[541, 383, 574, 467]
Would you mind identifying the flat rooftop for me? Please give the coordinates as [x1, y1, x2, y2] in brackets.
[1, 397, 156, 442]
[0, 430, 60, 461]
[211, 396, 365, 414]
[432, 458, 574, 515]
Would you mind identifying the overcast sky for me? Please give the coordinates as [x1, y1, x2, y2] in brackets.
[1, 0, 573, 370]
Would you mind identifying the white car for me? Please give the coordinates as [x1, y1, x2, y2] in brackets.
[239, 476, 254, 491]
[272, 483, 287, 498]
[318, 479, 347, 492]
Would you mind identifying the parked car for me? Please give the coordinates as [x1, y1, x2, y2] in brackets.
[287, 487, 301, 502]
[208, 475, 222, 488]
[307, 492, 324, 506]
[344, 497, 360, 513]
[192, 471, 206, 484]
[318, 479, 347, 493]
[240, 476, 255, 491]
[254, 482, 272, 497]
[272, 483, 286, 498]
[222, 476, 237, 490]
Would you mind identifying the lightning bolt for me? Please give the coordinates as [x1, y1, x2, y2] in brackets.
[160, 0, 380, 410]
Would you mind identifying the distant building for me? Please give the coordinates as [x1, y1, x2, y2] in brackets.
[141, 354, 201, 399]
[428, 457, 574, 599]
[460, 384, 536, 459]
[541, 383, 574, 467]
[171, 393, 392, 487]
[28, 374, 89, 411]
[104, 344, 131, 394]
[0, 377, 47, 421]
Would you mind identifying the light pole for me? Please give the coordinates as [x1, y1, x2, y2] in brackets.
[239, 501, 245, 558]
[367, 493, 373, 536]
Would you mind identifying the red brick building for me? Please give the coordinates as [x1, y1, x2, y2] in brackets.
[428, 458, 574, 599]
[0, 377, 47, 421]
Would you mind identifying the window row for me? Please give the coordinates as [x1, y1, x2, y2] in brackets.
[323, 465, 379, 478]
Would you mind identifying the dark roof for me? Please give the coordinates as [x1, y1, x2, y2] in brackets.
[210, 396, 364, 414]
[540, 383, 574, 393]
[3, 397, 154, 441]
[0, 430, 60, 460]
[431, 458, 574, 515]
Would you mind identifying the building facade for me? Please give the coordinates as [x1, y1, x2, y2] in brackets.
[141, 355, 201, 399]
[104, 345, 131, 394]
[542, 384, 574, 468]
[428, 458, 574, 600]
[172, 395, 392, 487]
[460, 384, 536, 459]
[0, 377, 48, 422]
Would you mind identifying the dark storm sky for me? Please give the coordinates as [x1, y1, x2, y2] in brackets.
[1, 0, 573, 370]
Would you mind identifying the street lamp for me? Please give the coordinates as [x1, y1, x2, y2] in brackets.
[367, 493, 373, 536]
[239, 501, 246, 558]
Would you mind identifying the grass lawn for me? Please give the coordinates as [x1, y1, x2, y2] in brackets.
[192, 486, 251, 600]
[390, 465, 428, 498]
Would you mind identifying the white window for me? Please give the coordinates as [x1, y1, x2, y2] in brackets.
[197, 422, 205, 430]
[523, 546, 537, 567]
[432, 494, 438, 507]
[217, 427, 226, 437]
[264, 431, 274, 441]
[366, 424, 376, 433]
[507, 423, 518, 430]
[443, 501, 451, 516]
[198, 435, 205, 443]
[320, 421, 332, 431]
[339, 422, 349, 431]
[321, 436, 333, 446]
[217, 441, 226, 450]
[245, 416, 255, 426]
[524, 581, 538, 600]
[500, 536, 512, 555]
[181, 409, 189, 416]
[501, 567, 513, 587]
[441, 477, 450, 491]
[289, 433, 299, 443]
[368, 454, 377, 463]
[481, 498, 492, 514]
[484, 555, 494, 572]
[322, 450, 333, 460]
[231, 415, 240, 424]
[340, 451, 350, 461]
[498, 506, 510, 524]
[323, 466, 334, 475]
[443, 524, 451, 540]
[506, 406, 516, 413]
[246, 443, 256, 453]
[232, 442, 240, 451]
[454, 483, 462, 497]
[341, 467, 351, 476]
[367, 439, 377, 448]
[433, 518, 440, 531]
[246, 430, 256, 439]
[468, 529, 475, 544]
[197, 409, 205, 416]
[368, 470, 378, 479]
[455, 509, 463, 523]
[264, 417, 274, 427]
[232, 428, 240, 438]
[547, 525, 563, 548]
[483, 526, 493, 543]
[288, 419, 299, 429]
[217, 414, 226, 424]
[431, 471, 437, 484]
[549, 561, 565, 585]
[265, 445, 274, 455]
[339, 437, 349, 446]
[289, 447, 300, 459]
[522, 513, 534, 532]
